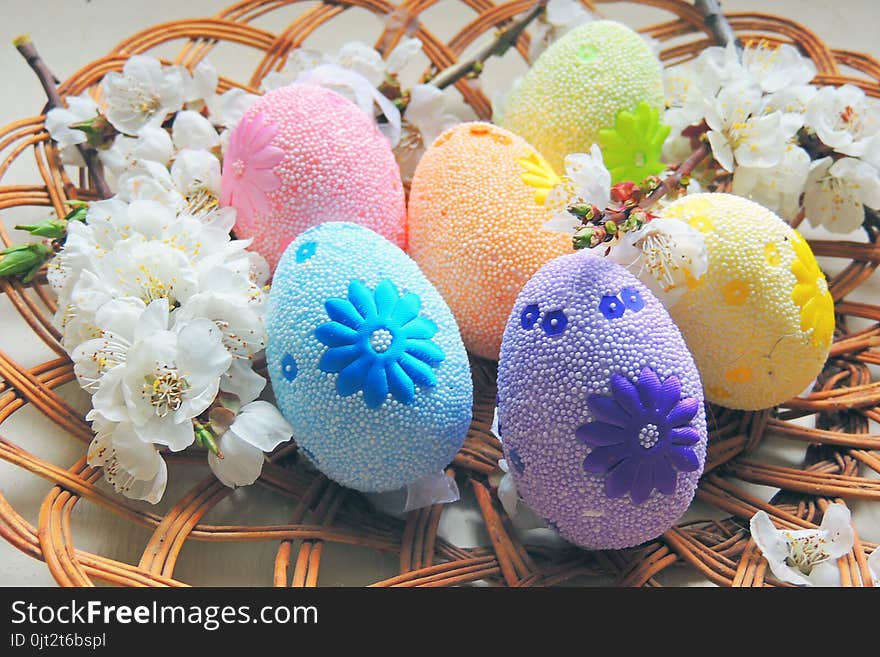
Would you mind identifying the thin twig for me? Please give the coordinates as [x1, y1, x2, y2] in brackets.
[14, 35, 111, 199]
[641, 142, 711, 209]
[601, 142, 712, 227]
[694, 0, 743, 53]
[429, 0, 548, 90]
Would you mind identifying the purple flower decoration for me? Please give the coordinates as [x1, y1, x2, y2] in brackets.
[576, 367, 701, 505]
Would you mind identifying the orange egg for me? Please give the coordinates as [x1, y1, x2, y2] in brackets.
[408, 123, 571, 360]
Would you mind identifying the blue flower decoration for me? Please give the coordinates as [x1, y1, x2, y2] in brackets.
[296, 241, 317, 263]
[315, 279, 446, 409]
[281, 353, 298, 381]
[576, 368, 701, 505]
[542, 309, 568, 336]
[520, 304, 540, 330]
[620, 287, 644, 312]
[599, 294, 625, 319]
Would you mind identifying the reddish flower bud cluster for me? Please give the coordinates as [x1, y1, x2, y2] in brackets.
[570, 179, 661, 250]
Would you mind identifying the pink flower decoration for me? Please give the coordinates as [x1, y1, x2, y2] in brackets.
[220, 112, 285, 223]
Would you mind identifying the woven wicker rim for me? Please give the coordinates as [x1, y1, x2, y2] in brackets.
[1, 0, 878, 587]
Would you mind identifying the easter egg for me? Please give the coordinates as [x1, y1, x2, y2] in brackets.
[220, 84, 406, 270]
[266, 222, 473, 492]
[407, 122, 571, 360]
[497, 252, 707, 549]
[661, 193, 834, 410]
[499, 20, 664, 172]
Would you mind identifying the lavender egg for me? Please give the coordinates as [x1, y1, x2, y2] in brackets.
[497, 252, 707, 549]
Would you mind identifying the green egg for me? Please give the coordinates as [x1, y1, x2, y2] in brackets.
[500, 20, 664, 173]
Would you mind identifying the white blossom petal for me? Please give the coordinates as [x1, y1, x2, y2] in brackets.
[174, 318, 231, 415]
[87, 366, 129, 423]
[116, 160, 184, 209]
[220, 358, 266, 405]
[692, 43, 748, 96]
[135, 297, 171, 340]
[542, 208, 581, 235]
[565, 145, 612, 209]
[87, 419, 168, 504]
[731, 111, 787, 168]
[132, 125, 174, 166]
[868, 546, 880, 585]
[496, 459, 520, 517]
[93, 296, 147, 343]
[45, 93, 99, 165]
[206, 87, 259, 130]
[609, 217, 708, 305]
[333, 41, 386, 87]
[137, 413, 195, 452]
[405, 84, 457, 146]
[172, 110, 220, 151]
[184, 59, 218, 103]
[208, 431, 266, 487]
[804, 156, 871, 233]
[732, 144, 810, 219]
[103, 55, 185, 135]
[385, 37, 422, 74]
[171, 148, 221, 199]
[750, 504, 854, 586]
[805, 84, 880, 157]
[743, 43, 816, 93]
[706, 129, 735, 171]
[73, 338, 127, 393]
[831, 157, 880, 209]
[295, 64, 401, 147]
[225, 400, 292, 452]
[177, 291, 265, 357]
[528, 0, 594, 62]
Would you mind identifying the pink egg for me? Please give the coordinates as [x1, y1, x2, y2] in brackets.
[220, 84, 406, 269]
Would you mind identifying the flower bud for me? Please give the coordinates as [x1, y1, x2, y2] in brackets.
[68, 114, 116, 149]
[0, 242, 53, 282]
[14, 218, 67, 239]
[611, 180, 639, 204]
[572, 226, 596, 250]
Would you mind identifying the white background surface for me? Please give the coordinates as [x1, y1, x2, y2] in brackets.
[0, 0, 878, 586]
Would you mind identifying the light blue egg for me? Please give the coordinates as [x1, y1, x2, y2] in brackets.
[266, 222, 473, 492]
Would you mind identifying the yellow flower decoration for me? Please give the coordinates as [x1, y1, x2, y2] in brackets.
[517, 150, 561, 206]
[725, 366, 753, 384]
[764, 242, 780, 266]
[722, 279, 750, 306]
[790, 231, 834, 347]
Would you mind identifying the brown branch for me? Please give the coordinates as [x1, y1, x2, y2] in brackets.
[600, 142, 712, 227]
[694, 0, 743, 53]
[429, 0, 548, 91]
[572, 141, 713, 248]
[640, 141, 711, 210]
[14, 35, 111, 200]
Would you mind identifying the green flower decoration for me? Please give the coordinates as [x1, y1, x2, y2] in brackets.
[597, 101, 670, 184]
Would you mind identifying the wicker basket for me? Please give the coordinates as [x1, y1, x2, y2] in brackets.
[1, 0, 878, 587]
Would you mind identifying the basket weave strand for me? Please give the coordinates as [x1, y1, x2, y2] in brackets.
[1, 0, 879, 587]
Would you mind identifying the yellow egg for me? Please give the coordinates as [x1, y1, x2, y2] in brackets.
[408, 123, 571, 360]
[663, 193, 834, 410]
[499, 20, 664, 172]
